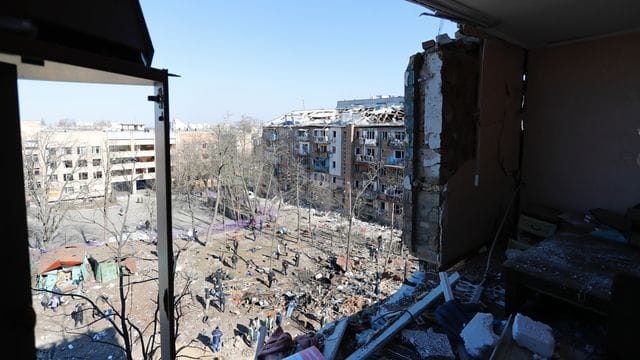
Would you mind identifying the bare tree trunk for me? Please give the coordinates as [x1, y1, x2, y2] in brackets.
[345, 183, 352, 272]
[308, 204, 311, 235]
[263, 171, 273, 215]
[205, 178, 223, 245]
[296, 165, 301, 243]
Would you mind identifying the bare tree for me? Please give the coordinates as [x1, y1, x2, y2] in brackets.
[23, 131, 88, 248]
[344, 161, 384, 272]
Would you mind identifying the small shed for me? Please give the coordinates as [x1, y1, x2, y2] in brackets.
[35, 244, 91, 290]
[87, 244, 136, 283]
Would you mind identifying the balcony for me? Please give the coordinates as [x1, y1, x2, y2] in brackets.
[388, 138, 404, 148]
[315, 135, 330, 144]
[363, 190, 379, 200]
[313, 151, 330, 158]
[359, 138, 377, 146]
[297, 134, 309, 141]
[385, 157, 403, 166]
[295, 148, 309, 156]
[313, 161, 329, 172]
[355, 155, 376, 163]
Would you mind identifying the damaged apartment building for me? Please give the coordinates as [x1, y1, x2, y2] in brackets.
[262, 96, 406, 226]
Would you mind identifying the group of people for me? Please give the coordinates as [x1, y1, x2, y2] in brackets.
[210, 311, 285, 353]
[203, 269, 228, 323]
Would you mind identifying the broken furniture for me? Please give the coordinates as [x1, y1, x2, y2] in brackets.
[503, 235, 640, 315]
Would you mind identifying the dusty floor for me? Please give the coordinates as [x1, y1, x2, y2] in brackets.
[31, 192, 411, 359]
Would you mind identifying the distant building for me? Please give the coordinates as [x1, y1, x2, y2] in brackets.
[21, 122, 176, 202]
[261, 96, 405, 226]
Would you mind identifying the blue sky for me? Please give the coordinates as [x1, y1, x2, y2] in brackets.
[18, 0, 456, 125]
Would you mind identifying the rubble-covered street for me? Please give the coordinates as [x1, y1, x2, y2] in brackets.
[31, 192, 413, 359]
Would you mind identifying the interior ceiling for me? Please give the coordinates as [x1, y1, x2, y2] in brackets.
[0, 53, 155, 85]
[409, 0, 640, 48]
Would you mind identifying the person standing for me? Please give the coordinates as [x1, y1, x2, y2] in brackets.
[294, 252, 300, 267]
[282, 259, 289, 275]
[248, 318, 257, 346]
[203, 287, 212, 323]
[286, 297, 297, 319]
[233, 238, 239, 253]
[266, 311, 274, 336]
[378, 235, 384, 252]
[259, 219, 264, 232]
[231, 253, 238, 269]
[275, 312, 283, 327]
[211, 326, 223, 353]
[320, 309, 328, 328]
[71, 303, 84, 327]
[218, 291, 226, 313]
[267, 269, 275, 288]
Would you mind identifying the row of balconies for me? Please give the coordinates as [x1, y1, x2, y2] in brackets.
[355, 155, 376, 163]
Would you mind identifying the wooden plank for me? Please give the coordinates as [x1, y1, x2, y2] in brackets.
[322, 318, 349, 360]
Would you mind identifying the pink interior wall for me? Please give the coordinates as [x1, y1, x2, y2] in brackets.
[523, 32, 640, 213]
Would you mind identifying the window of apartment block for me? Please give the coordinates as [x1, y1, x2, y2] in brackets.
[356, 131, 360, 138]
[34, 168, 40, 176]
[79, 172, 88, 180]
[64, 160, 73, 168]
[64, 147, 73, 155]
[380, 202, 386, 210]
[332, 177, 336, 184]
[49, 174, 58, 182]
[332, 146, 336, 153]
[382, 131, 388, 140]
[63, 173, 73, 181]
[48, 148, 56, 156]
[355, 180, 359, 189]
[366, 130, 375, 139]
[92, 146, 100, 154]
[80, 185, 89, 193]
[93, 159, 101, 166]
[332, 130, 336, 138]
[332, 161, 336, 169]
[366, 148, 375, 157]
[36, 181, 42, 189]
[148, 168, 155, 173]
[395, 150, 404, 159]
[201, 143, 207, 149]
[93, 171, 103, 179]
[395, 132, 406, 140]
[77, 146, 87, 155]
[63, 186, 74, 195]
[78, 160, 87, 167]
[109, 145, 131, 152]
[355, 147, 361, 155]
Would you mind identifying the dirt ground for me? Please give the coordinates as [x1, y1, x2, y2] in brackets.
[31, 192, 411, 359]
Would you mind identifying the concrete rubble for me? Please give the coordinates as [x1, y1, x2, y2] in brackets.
[512, 313, 555, 358]
[460, 312, 499, 357]
[401, 328, 455, 359]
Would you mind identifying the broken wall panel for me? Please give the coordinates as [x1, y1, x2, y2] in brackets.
[441, 38, 524, 267]
[403, 36, 524, 268]
[522, 31, 640, 214]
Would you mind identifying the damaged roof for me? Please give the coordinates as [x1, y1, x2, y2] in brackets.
[266, 104, 404, 128]
[409, 0, 640, 48]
